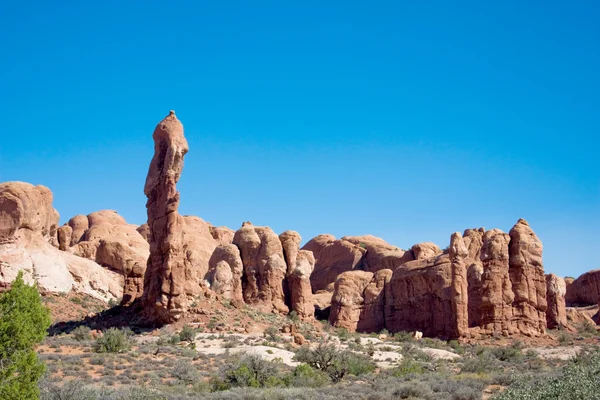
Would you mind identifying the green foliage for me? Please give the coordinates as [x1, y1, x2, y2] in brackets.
[294, 341, 375, 383]
[494, 350, 600, 400]
[178, 324, 196, 343]
[286, 364, 329, 388]
[217, 353, 282, 389]
[0, 271, 52, 399]
[92, 328, 132, 353]
[264, 326, 280, 341]
[391, 358, 425, 376]
[287, 310, 299, 322]
[72, 326, 92, 342]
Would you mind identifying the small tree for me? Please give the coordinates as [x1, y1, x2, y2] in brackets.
[0, 271, 51, 399]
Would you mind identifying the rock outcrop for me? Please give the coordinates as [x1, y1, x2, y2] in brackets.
[565, 270, 600, 306]
[329, 270, 374, 331]
[288, 250, 316, 319]
[232, 222, 288, 313]
[207, 244, 244, 304]
[508, 219, 547, 336]
[59, 210, 150, 304]
[142, 111, 191, 323]
[0, 182, 122, 301]
[449, 232, 469, 338]
[546, 273, 567, 329]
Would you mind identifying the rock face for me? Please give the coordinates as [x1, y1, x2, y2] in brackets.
[328, 220, 551, 339]
[288, 250, 316, 319]
[142, 111, 191, 323]
[303, 234, 413, 292]
[479, 229, 515, 335]
[0, 182, 122, 301]
[565, 270, 600, 306]
[60, 210, 150, 304]
[329, 270, 374, 331]
[207, 244, 244, 304]
[232, 222, 288, 313]
[546, 274, 567, 329]
[210, 226, 235, 245]
[279, 231, 302, 276]
[449, 232, 469, 338]
[508, 219, 547, 336]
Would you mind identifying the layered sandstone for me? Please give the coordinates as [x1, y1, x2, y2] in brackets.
[0, 182, 121, 301]
[142, 111, 190, 322]
[565, 270, 600, 306]
[546, 273, 567, 329]
[232, 222, 288, 313]
[207, 244, 244, 304]
[329, 270, 374, 331]
[449, 232, 469, 338]
[288, 249, 316, 319]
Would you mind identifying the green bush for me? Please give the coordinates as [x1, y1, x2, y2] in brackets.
[0, 271, 52, 399]
[72, 326, 92, 342]
[92, 328, 132, 353]
[217, 353, 282, 389]
[494, 350, 600, 399]
[179, 324, 196, 343]
[294, 341, 375, 383]
[286, 364, 329, 388]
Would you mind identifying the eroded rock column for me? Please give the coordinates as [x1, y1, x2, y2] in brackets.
[449, 232, 469, 338]
[142, 111, 189, 323]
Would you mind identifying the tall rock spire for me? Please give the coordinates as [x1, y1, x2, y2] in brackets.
[142, 111, 189, 323]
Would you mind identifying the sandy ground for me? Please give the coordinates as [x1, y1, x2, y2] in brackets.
[526, 346, 581, 360]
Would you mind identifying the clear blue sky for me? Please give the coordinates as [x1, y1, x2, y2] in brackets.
[1, 1, 598, 278]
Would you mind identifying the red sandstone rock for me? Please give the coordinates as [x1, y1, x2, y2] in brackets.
[232, 222, 288, 313]
[142, 111, 190, 323]
[479, 229, 515, 335]
[0, 182, 122, 301]
[329, 270, 374, 332]
[279, 230, 302, 276]
[508, 219, 547, 336]
[288, 249, 315, 319]
[449, 232, 469, 338]
[411, 242, 441, 260]
[359, 269, 392, 332]
[546, 273, 567, 329]
[209, 226, 235, 245]
[565, 270, 600, 306]
[207, 244, 244, 304]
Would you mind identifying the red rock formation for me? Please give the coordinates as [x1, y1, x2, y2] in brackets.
[384, 254, 455, 338]
[359, 269, 392, 332]
[0, 182, 121, 301]
[565, 270, 600, 306]
[288, 249, 315, 319]
[232, 222, 288, 313]
[411, 242, 441, 260]
[343, 235, 414, 271]
[207, 244, 244, 304]
[508, 219, 547, 336]
[463, 228, 485, 328]
[63, 210, 150, 304]
[546, 273, 567, 329]
[209, 226, 235, 245]
[479, 229, 515, 335]
[142, 111, 190, 323]
[449, 232, 469, 338]
[329, 270, 374, 331]
[279, 230, 302, 276]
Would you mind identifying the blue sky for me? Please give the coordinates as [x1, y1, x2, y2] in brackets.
[1, 1, 598, 278]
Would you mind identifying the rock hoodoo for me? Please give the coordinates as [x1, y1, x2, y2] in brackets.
[546, 273, 567, 329]
[142, 110, 190, 323]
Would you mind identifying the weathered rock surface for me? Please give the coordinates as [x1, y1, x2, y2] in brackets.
[546, 273, 567, 329]
[233, 222, 288, 313]
[411, 242, 442, 260]
[449, 232, 469, 338]
[479, 229, 515, 335]
[508, 219, 547, 336]
[565, 270, 600, 306]
[0, 182, 122, 301]
[359, 269, 392, 332]
[62, 210, 150, 304]
[288, 250, 315, 319]
[207, 244, 244, 304]
[329, 270, 374, 331]
[142, 110, 191, 323]
[279, 231, 302, 276]
[210, 226, 235, 245]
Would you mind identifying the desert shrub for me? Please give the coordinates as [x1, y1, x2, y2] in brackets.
[92, 328, 132, 353]
[72, 326, 92, 342]
[0, 271, 52, 399]
[179, 324, 196, 343]
[217, 353, 282, 389]
[391, 358, 425, 376]
[287, 310, 299, 322]
[264, 326, 280, 342]
[294, 341, 375, 383]
[286, 364, 329, 388]
[172, 360, 199, 384]
[493, 350, 600, 400]
[489, 346, 523, 363]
